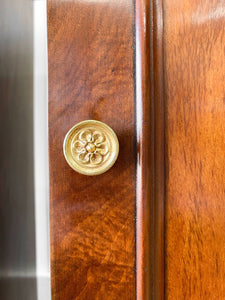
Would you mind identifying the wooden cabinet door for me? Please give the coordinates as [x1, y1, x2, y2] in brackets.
[48, 0, 137, 299]
[48, 0, 225, 299]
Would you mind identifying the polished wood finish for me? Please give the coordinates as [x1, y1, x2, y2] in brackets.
[150, 0, 165, 299]
[47, 0, 136, 298]
[136, 0, 165, 298]
[48, 0, 225, 298]
[136, 0, 151, 298]
[164, 0, 225, 298]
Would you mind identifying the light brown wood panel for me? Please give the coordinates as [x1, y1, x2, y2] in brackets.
[164, 0, 225, 298]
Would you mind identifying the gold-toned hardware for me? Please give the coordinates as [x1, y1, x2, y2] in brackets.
[63, 120, 119, 175]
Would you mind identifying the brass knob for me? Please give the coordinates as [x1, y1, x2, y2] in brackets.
[63, 120, 119, 175]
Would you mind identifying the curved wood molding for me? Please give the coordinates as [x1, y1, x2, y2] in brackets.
[136, 0, 165, 299]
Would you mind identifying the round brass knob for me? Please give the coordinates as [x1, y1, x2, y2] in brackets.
[63, 120, 119, 175]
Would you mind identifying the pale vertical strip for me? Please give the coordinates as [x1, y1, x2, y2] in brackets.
[33, 0, 51, 299]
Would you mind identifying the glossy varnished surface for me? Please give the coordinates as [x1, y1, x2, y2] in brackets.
[47, 0, 135, 298]
[165, 0, 225, 298]
[136, 0, 164, 298]
[136, 0, 151, 297]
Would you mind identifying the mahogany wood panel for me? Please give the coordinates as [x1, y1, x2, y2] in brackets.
[164, 0, 225, 299]
[47, 0, 136, 299]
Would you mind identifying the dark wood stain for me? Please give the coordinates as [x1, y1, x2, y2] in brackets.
[136, 0, 165, 298]
[48, 0, 136, 299]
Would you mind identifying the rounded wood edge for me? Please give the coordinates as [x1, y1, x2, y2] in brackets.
[135, 0, 165, 298]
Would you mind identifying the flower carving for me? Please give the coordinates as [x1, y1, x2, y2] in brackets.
[73, 130, 109, 165]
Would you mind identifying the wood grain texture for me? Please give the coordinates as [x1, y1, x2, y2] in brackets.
[164, 0, 225, 299]
[47, 0, 135, 299]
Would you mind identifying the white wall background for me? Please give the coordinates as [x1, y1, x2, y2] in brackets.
[0, 0, 50, 298]
[33, 0, 51, 299]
